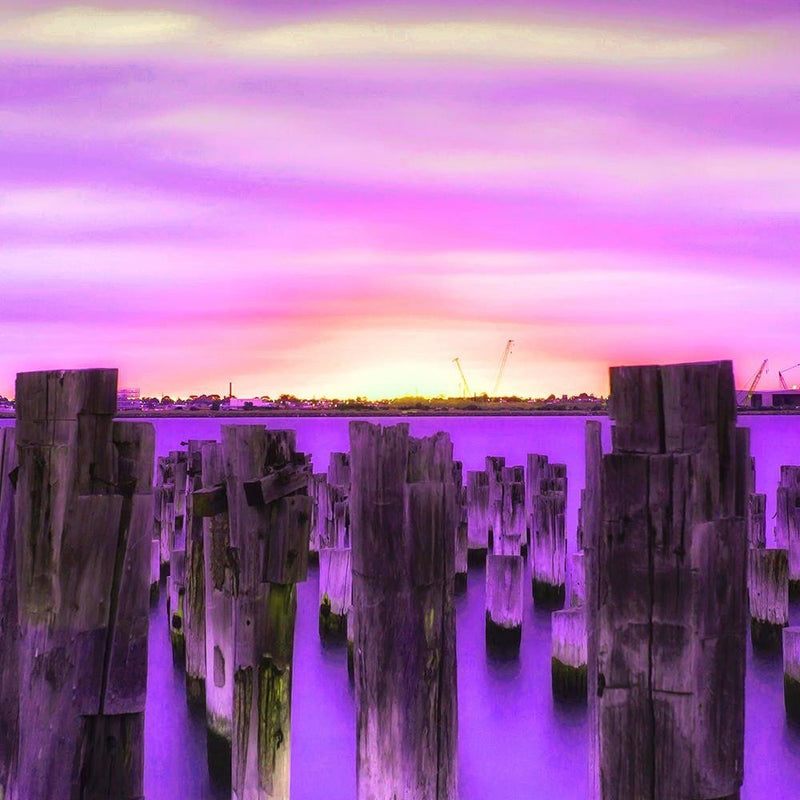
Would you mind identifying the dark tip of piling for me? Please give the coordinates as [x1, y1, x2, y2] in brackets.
[551, 657, 587, 702]
[318, 603, 347, 643]
[468, 548, 487, 566]
[485, 613, 521, 657]
[785, 675, 800, 723]
[750, 619, 786, 652]
[790, 581, 800, 601]
[159, 561, 170, 581]
[532, 579, 565, 610]
[206, 728, 232, 789]
[454, 572, 467, 595]
[308, 550, 320, 565]
[186, 675, 206, 710]
[149, 581, 159, 606]
[170, 634, 186, 669]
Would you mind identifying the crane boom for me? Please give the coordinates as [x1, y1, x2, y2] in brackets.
[739, 358, 768, 406]
[452, 357, 471, 398]
[492, 339, 514, 397]
[779, 362, 800, 390]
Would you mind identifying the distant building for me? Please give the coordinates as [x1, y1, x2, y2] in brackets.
[747, 390, 800, 410]
[117, 387, 141, 410]
[229, 397, 274, 409]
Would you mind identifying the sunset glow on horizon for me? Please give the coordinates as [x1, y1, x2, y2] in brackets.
[2, 1, 799, 400]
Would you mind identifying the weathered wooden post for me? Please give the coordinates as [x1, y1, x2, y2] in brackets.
[168, 545, 187, 666]
[223, 425, 311, 800]
[194, 441, 234, 784]
[350, 422, 458, 800]
[589, 361, 748, 799]
[747, 493, 767, 549]
[14, 369, 154, 800]
[551, 606, 587, 700]
[497, 471, 525, 556]
[309, 473, 328, 559]
[0, 429, 19, 800]
[569, 551, 585, 607]
[776, 466, 800, 597]
[466, 470, 490, 562]
[783, 627, 800, 722]
[530, 457, 567, 607]
[327, 452, 350, 549]
[150, 537, 160, 604]
[454, 462, 468, 593]
[486, 455, 505, 544]
[185, 439, 215, 707]
[485, 553, 523, 655]
[584, 420, 603, 800]
[318, 547, 352, 642]
[748, 548, 788, 650]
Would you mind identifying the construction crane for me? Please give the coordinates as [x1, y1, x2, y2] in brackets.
[737, 358, 768, 406]
[779, 362, 800, 390]
[492, 339, 514, 397]
[452, 357, 471, 398]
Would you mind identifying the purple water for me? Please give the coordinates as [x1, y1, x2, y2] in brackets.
[3, 414, 800, 798]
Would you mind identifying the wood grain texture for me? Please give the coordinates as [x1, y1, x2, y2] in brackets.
[14, 369, 153, 800]
[350, 422, 458, 800]
[591, 361, 747, 800]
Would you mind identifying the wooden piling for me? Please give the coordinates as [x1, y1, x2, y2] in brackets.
[569, 551, 585, 607]
[590, 361, 748, 799]
[350, 422, 458, 800]
[466, 470, 490, 562]
[318, 547, 352, 642]
[783, 627, 800, 722]
[551, 606, 587, 701]
[150, 537, 160, 604]
[748, 548, 788, 651]
[223, 425, 311, 800]
[485, 553, 523, 655]
[747, 492, 767, 549]
[185, 439, 215, 707]
[530, 457, 567, 607]
[0, 429, 19, 800]
[168, 547, 187, 667]
[776, 466, 800, 596]
[196, 440, 234, 785]
[14, 369, 154, 800]
[486, 455, 506, 543]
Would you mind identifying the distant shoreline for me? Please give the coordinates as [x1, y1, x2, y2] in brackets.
[1, 409, 798, 420]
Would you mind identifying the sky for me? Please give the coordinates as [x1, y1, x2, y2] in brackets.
[1, 1, 799, 400]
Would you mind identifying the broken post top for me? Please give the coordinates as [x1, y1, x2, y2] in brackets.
[608, 360, 737, 455]
[349, 421, 456, 584]
[15, 368, 118, 422]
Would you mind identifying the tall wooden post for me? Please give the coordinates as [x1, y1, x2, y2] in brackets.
[466, 470, 489, 562]
[222, 425, 311, 800]
[783, 627, 800, 722]
[350, 422, 458, 800]
[776, 466, 800, 597]
[530, 456, 567, 607]
[486, 455, 505, 544]
[194, 441, 234, 785]
[583, 420, 603, 800]
[748, 548, 788, 650]
[590, 361, 748, 799]
[185, 439, 215, 707]
[0, 429, 19, 800]
[14, 369, 154, 800]
[747, 493, 767, 549]
[453, 461, 468, 593]
[485, 553, 523, 655]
